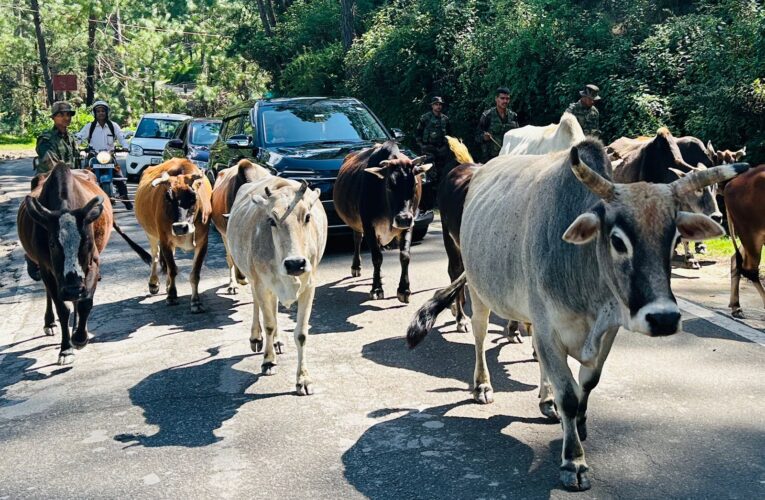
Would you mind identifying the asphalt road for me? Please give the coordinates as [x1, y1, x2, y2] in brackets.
[1, 158, 763, 499]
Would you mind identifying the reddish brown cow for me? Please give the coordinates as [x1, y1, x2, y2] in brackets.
[724, 164, 765, 318]
[18, 162, 150, 365]
[333, 141, 430, 302]
[135, 158, 212, 312]
[210, 159, 271, 294]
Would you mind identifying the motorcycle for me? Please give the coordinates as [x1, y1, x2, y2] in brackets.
[84, 146, 130, 207]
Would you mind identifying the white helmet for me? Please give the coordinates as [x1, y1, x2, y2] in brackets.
[92, 100, 110, 117]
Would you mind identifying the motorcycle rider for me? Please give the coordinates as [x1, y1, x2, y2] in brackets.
[77, 100, 132, 209]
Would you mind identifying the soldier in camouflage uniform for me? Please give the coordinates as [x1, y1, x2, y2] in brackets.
[476, 87, 519, 163]
[566, 84, 601, 137]
[415, 96, 452, 208]
[35, 101, 80, 174]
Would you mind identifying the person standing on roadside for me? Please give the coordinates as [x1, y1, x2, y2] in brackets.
[415, 96, 452, 208]
[566, 84, 601, 137]
[35, 101, 79, 174]
[476, 87, 519, 163]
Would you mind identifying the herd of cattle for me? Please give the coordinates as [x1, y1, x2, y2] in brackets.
[14, 111, 762, 491]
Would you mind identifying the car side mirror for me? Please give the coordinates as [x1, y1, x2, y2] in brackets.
[391, 128, 406, 141]
[167, 138, 184, 149]
[226, 134, 252, 149]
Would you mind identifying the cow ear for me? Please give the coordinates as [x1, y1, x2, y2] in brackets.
[365, 167, 385, 179]
[413, 163, 433, 176]
[251, 194, 267, 206]
[676, 211, 724, 241]
[563, 212, 600, 245]
[26, 196, 52, 226]
[80, 196, 104, 224]
[735, 146, 746, 160]
[151, 172, 171, 187]
[306, 188, 321, 207]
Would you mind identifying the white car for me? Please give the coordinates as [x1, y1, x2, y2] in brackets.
[125, 113, 191, 180]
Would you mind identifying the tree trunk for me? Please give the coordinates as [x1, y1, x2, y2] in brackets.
[340, 0, 355, 52]
[85, 7, 97, 106]
[255, 0, 272, 37]
[265, 0, 277, 28]
[28, 0, 54, 105]
[110, 7, 132, 119]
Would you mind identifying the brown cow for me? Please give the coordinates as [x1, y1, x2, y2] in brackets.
[18, 162, 151, 365]
[333, 141, 430, 302]
[210, 159, 271, 294]
[135, 158, 212, 312]
[724, 164, 765, 318]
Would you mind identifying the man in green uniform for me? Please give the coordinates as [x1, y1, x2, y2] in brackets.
[476, 87, 519, 163]
[415, 96, 452, 208]
[35, 101, 80, 174]
[566, 84, 601, 137]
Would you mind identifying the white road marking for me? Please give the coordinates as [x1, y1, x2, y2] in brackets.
[678, 298, 765, 347]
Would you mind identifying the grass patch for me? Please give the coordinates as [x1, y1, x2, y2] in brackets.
[0, 134, 34, 150]
[702, 236, 734, 260]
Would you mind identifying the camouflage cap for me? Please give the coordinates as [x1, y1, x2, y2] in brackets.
[50, 101, 76, 117]
[579, 84, 601, 101]
[430, 96, 444, 105]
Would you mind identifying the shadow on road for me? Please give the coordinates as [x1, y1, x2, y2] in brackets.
[89, 285, 241, 343]
[0, 343, 70, 408]
[114, 350, 291, 448]
[342, 400, 558, 498]
[361, 327, 537, 394]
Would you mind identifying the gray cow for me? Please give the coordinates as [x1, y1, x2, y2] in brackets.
[407, 139, 748, 490]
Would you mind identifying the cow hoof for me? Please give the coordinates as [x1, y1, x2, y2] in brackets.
[227, 286, 238, 295]
[685, 259, 700, 270]
[473, 384, 494, 404]
[532, 348, 538, 361]
[695, 243, 707, 255]
[236, 278, 248, 286]
[503, 325, 523, 343]
[540, 401, 560, 421]
[274, 341, 285, 355]
[351, 267, 361, 278]
[560, 466, 591, 492]
[43, 324, 57, 336]
[261, 362, 277, 375]
[397, 291, 410, 304]
[577, 416, 588, 441]
[72, 333, 90, 350]
[58, 351, 74, 366]
[731, 309, 745, 319]
[166, 296, 179, 306]
[250, 339, 263, 353]
[149, 283, 160, 295]
[296, 382, 314, 396]
[456, 320, 469, 333]
[369, 289, 384, 300]
[190, 302, 205, 314]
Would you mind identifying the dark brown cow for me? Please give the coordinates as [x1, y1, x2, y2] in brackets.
[333, 141, 431, 302]
[210, 159, 271, 294]
[135, 158, 212, 312]
[724, 164, 765, 318]
[17, 162, 151, 365]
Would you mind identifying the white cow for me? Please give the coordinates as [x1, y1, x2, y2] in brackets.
[499, 112, 585, 156]
[227, 176, 328, 395]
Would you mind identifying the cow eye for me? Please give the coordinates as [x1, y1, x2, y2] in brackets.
[268, 217, 277, 227]
[305, 213, 311, 224]
[610, 234, 628, 254]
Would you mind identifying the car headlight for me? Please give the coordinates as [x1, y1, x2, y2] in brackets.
[129, 144, 143, 156]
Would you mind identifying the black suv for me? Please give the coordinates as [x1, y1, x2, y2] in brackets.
[208, 97, 433, 239]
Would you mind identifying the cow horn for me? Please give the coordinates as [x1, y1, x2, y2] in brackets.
[151, 172, 171, 187]
[570, 147, 614, 201]
[672, 162, 750, 195]
[189, 173, 203, 182]
[296, 179, 309, 199]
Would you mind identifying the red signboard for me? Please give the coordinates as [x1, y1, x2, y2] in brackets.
[52, 74, 77, 92]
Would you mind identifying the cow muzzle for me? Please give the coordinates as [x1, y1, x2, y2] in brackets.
[710, 212, 723, 224]
[61, 275, 87, 301]
[171, 222, 194, 237]
[629, 300, 682, 337]
[393, 212, 414, 229]
[283, 256, 310, 276]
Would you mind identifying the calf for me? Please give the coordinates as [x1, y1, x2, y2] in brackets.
[227, 177, 327, 395]
[408, 139, 747, 490]
[134, 159, 212, 312]
[211, 159, 271, 294]
[724, 164, 765, 318]
[333, 141, 430, 302]
[18, 162, 151, 365]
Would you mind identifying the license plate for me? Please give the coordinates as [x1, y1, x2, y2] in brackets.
[151, 157, 161, 165]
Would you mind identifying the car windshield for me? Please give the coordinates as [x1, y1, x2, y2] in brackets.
[261, 102, 388, 147]
[135, 118, 183, 139]
[189, 121, 221, 146]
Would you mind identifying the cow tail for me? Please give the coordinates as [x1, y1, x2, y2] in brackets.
[407, 272, 467, 348]
[112, 222, 153, 265]
[727, 212, 760, 283]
